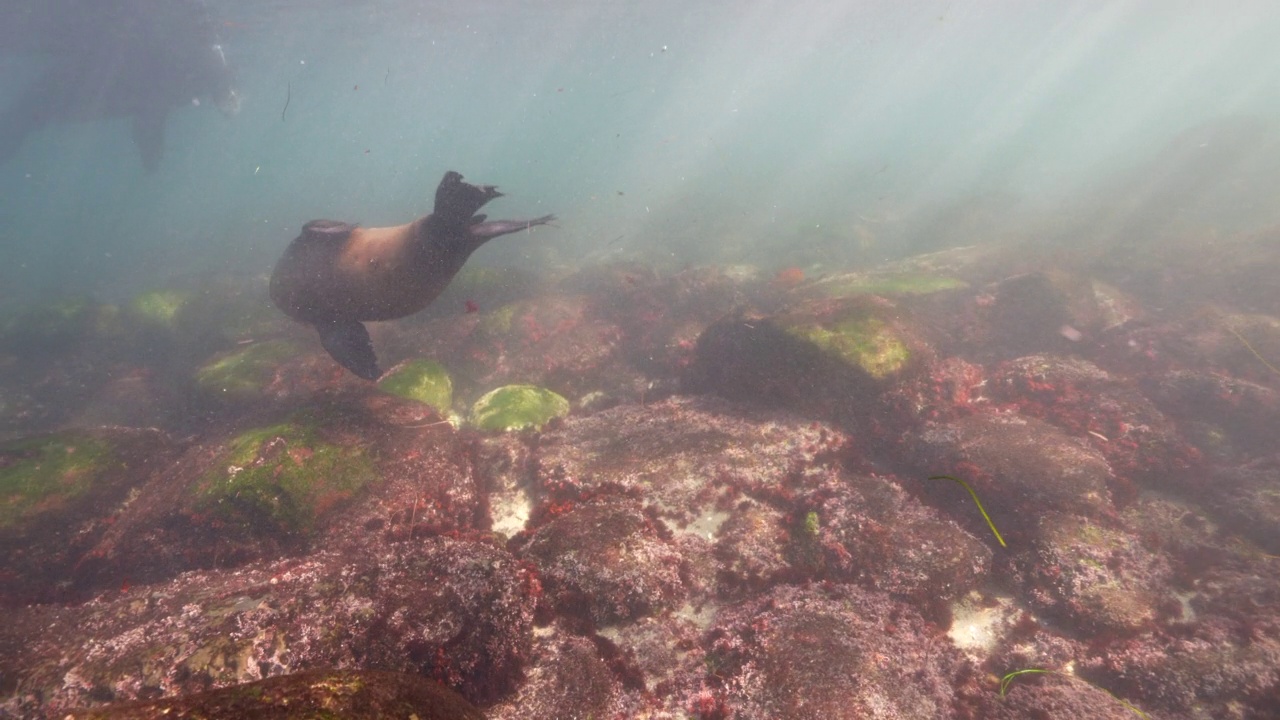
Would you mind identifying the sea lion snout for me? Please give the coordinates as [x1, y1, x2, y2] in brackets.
[270, 171, 555, 379]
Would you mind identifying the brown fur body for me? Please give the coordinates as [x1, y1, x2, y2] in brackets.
[268, 171, 553, 379]
[270, 217, 474, 324]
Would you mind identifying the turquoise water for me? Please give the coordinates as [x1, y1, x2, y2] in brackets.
[3, 0, 1280, 301]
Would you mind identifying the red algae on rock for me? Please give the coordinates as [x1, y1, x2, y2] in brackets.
[911, 411, 1115, 527]
[988, 354, 1200, 498]
[486, 634, 624, 720]
[59, 669, 484, 720]
[531, 394, 853, 530]
[705, 583, 966, 719]
[1018, 511, 1172, 634]
[791, 470, 992, 606]
[0, 537, 537, 714]
[517, 498, 686, 625]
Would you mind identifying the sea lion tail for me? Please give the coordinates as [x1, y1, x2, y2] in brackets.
[433, 171, 503, 228]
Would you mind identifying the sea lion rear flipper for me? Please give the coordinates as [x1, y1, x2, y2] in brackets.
[433, 171, 503, 227]
[316, 320, 382, 380]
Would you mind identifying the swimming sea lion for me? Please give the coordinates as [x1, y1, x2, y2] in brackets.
[0, 0, 239, 172]
[269, 171, 553, 380]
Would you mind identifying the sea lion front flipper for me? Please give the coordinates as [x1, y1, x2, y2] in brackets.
[469, 214, 557, 240]
[316, 320, 382, 380]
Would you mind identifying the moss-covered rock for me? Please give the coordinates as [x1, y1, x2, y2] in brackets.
[125, 288, 191, 329]
[806, 271, 968, 299]
[193, 419, 376, 538]
[475, 301, 521, 338]
[0, 428, 171, 605]
[194, 340, 297, 401]
[0, 296, 118, 354]
[378, 359, 453, 414]
[470, 384, 569, 431]
[781, 308, 912, 379]
[0, 432, 118, 528]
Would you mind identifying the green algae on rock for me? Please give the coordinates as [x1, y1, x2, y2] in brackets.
[0, 296, 121, 354]
[194, 340, 297, 400]
[378, 359, 454, 414]
[782, 311, 912, 379]
[194, 420, 376, 537]
[0, 427, 172, 605]
[125, 289, 191, 328]
[806, 271, 968, 299]
[0, 432, 117, 528]
[471, 384, 569, 431]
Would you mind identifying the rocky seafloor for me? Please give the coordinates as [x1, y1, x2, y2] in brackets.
[1, 226, 1280, 719]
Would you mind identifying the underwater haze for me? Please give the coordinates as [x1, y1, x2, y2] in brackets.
[1, 0, 1280, 299]
[7, 2, 1280, 719]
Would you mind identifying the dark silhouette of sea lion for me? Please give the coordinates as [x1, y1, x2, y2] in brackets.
[0, 0, 239, 172]
[270, 171, 554, 380]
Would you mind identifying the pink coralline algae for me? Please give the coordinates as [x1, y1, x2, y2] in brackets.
[705, 583, 967, 720]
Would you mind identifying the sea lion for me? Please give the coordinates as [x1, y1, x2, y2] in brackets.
[0, 0, 239, 172]
[269, 170, 554, 380]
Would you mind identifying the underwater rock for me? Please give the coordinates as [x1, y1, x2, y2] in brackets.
[1018, 512, 1172, 634]
[533, 394, 851, 528]
[874, 356, 989, 440]
[1080, 613, 1280, 719]
[0, 426, 173, 606]
[74, 397, 488, 587]
[911, 411, 1115, 527]
[988, 354, 1200, 498]
[797, 269, 968, 300]
[705, 583, 966, 719]
[0, 537, 537, 714]
[58, 669, 484, 720]
[777, 301, 919, 380]
[982, 672, 1151, 720]
[1148, 369, 1280, 458]
[128, 278, 288, 381]
[192, 339, 303, 404]
[393, 293, 628, 401]
[597, 613, 708, 699]
[377, 358, 454, 415]
[526, 395, 991, 607]
[517, 498, 685, 624]
[70, 369, 173, 428]
[124, 288, 192, 331]
[683, 296, 930, 432]
[487, 634, 624, 720]
[189, 419, 377, 536]
[470, 383, 570, 431]
[1203, 455, 1280, 554]
[0, 295, 117, 358]
[712, 499, 795, 593]
[970, 271, 1109, 360]
[568, 264, 758, 376]
[1167, 309, 1280, 385]
[797, 471, 993, 607]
